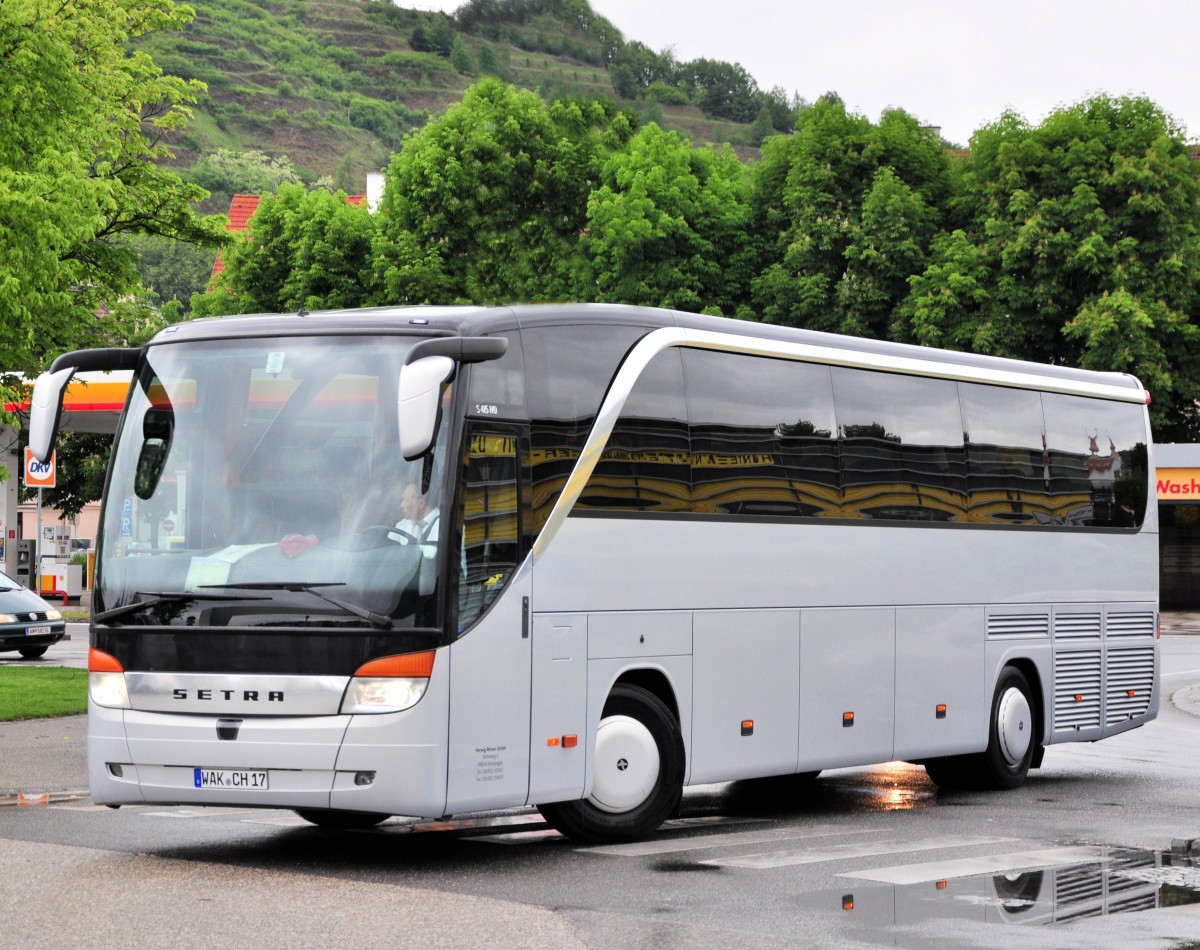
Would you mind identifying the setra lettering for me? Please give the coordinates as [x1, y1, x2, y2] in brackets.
[170, 689, 285, 702]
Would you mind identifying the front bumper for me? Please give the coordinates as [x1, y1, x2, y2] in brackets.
[0, 622, 67, 651]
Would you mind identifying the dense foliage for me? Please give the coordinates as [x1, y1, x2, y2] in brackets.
[0, 0, 224, 411]
[0, 0, 225, 515]
[200, 81, 1200, 441]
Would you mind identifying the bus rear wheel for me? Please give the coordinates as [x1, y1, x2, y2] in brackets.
[978, 667, 1036, 789]
[923, 667, 1036, 791]
[293, 808, 389, 829]
[537, 684, 684, 844]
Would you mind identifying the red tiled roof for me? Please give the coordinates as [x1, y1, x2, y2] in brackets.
[227, 193, 263, 230]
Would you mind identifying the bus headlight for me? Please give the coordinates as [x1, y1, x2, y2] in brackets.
[88, 647, 130, 709]
[341, 651, 436, 715]
[341, 676, 429, 714]
[89, 672, 131, 709]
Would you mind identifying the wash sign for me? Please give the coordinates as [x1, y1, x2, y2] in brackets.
[23, 448, 56, 488]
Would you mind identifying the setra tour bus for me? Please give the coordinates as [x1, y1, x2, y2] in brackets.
[28, 303, 1159, 842]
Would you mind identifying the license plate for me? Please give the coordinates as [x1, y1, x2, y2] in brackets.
[193, 768, 269, 790]
[25, 625, 50, 637]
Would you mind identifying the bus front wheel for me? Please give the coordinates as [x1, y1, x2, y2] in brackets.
[537, 684, 684, 844]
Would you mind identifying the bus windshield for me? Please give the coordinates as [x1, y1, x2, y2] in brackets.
[96, 335, 453, 631]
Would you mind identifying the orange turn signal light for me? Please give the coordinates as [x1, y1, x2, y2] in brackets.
[88, 647, 124, 673]
[354, 651, 435, 678]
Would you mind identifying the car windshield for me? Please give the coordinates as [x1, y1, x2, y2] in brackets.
[96, 336, 454, 630]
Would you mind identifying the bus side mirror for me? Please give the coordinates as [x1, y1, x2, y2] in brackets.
[398, 355, 455, 460]
[28, 367, 76, 463]
[134, 408, 174, 500]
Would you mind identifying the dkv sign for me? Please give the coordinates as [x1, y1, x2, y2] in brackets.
[23, 448, 56, 488]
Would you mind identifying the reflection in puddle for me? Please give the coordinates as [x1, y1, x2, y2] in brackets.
[803, 847, 1200, 931]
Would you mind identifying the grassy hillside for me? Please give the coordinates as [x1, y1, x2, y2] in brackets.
[136, 0, 768, 204]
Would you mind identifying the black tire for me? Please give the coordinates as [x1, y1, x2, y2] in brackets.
[293, 808, 389, 829]
[978, 667, 1036, 790]
[922, 754, 978, 789]
[18, 646, 48, 659]
[538, 684, 684, 844]
[924, 667, 1037, 791]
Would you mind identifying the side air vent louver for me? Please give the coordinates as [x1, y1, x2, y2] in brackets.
[1105, 647, 1155, 725]
[1106, 611, 1156, 639]
[1054, 612, 1102, 641]
[1054, 649, 1102, 731]
[988, 613, 1050, 638]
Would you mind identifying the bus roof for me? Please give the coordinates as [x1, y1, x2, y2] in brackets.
[147, 303, 1145, 395]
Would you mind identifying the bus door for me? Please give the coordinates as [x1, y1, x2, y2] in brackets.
[445, 428, 532, 812]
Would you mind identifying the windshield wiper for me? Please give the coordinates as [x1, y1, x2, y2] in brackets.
[94, 590, 269, 624]
[200, 582, 393, 630]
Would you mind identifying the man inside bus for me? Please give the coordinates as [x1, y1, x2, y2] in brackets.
[389, 479, 440, 559]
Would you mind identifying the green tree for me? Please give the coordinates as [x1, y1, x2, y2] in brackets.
[0, 0, 223, 412]
[194, 184, 377, 316]
[121, 233, 218, 317]
[373, 79, 633, 305]
[899, 96, 1200, 439]
[675, 58, 760, 123]
[584, 124, 753, 316]
[186, 149, 303, 213]
[451, 35, 476, 76]
[751, 101, 950, 337]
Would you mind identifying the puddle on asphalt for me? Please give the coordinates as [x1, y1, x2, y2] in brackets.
[798, 847, 1200, 931]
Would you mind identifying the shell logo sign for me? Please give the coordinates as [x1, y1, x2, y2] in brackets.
[23, 448, 56, 489]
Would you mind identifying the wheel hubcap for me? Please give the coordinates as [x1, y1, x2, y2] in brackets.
[996, 686, 1032, 767]
[589, 715, 660, 813]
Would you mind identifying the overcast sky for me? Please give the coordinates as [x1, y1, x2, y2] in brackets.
[407, 0, 1199, 146]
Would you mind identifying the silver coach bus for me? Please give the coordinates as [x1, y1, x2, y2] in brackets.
[29, 304, 1158, 843]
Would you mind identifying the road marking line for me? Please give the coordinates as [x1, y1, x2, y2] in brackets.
[583, 825, 885, 857]
[700, 835, 1016, 869]
[839, 845, 1105, 884]
[141, 807, 261, 818]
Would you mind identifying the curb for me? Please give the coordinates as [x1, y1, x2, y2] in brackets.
[0, 790, 90, 808]
[0, 791, 90, 806]
[1172, 684, 1200, 719]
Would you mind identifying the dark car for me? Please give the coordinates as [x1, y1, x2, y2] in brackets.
[0, 569, 67, 659]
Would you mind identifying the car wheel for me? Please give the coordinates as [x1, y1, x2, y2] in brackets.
[18, 646, 48, 659]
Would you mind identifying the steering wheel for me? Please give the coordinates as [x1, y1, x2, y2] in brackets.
[359, 524, 420, 546]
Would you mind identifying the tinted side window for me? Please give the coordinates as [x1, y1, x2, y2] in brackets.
[1042, 393, 1148, 528]
[467, 329, 526, 420]
[580, 349, 691, 512]
[832, 368, 967, 522]
[960, 383, 1053, 525]
[526, 324, 649, 529]
[457, 428, 520, 633]
[684, 350, 839, 517]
